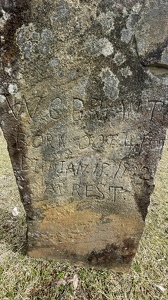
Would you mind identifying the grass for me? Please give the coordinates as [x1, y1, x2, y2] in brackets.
[0, 128, 168, 299]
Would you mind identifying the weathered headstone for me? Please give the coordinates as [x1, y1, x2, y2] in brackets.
[0, 0, 168, 270]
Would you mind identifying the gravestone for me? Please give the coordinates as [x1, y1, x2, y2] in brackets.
[0, 0, 168, 270]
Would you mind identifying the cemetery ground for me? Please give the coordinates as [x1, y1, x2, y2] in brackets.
[0, 129, 167, 300]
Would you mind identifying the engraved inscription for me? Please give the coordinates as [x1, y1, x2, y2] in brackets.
[45, 155, 130, 204]
[109, 186, 124, 203]
[74, 131, 145, 157]
[49, 98, 65, 119]
[73, 98, 84, 121]
[78, 135, 90, 149]
[48, 158, 123, 179]
[72, 183, 104, 199]
[86, 184, 104, 199]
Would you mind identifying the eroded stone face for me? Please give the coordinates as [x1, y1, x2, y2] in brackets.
[0, 0, 168, 270]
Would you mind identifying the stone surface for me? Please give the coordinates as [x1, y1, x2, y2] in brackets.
[0, 0, 168, 270]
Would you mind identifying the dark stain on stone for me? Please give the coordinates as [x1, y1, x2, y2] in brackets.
[135, 181, 155, 221]
[1, 118, 34, 220]
[0, 113, 34, 220]
[87, 238, 137, 266]
[98, 0, 145, 13]
[135, 194, 150, 221]
[0, 0, 33, 220]
[1, 0, 31, 63]
[140, 37, 168, 67]
[121, 237, 137, 263]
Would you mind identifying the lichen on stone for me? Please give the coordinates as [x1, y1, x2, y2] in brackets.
[84, 35, 114, 57]
[97, 11, 115, 35]
[100, 67, 119, 100]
